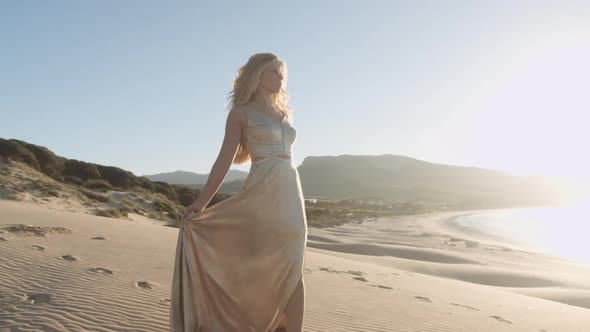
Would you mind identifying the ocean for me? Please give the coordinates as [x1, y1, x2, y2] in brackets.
[454, 199, 590, 266]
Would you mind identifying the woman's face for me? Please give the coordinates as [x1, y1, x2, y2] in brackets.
[258, 62, 284, 94]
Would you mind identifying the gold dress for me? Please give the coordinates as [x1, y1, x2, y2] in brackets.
[170, 105, 308, 331]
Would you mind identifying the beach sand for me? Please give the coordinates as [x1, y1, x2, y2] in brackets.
[1, 199, 589, 331]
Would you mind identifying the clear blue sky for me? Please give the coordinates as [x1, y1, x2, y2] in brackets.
[1, 1, 588, 188]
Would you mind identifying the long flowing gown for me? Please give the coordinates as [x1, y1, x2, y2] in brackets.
[169, 104, 308, 332]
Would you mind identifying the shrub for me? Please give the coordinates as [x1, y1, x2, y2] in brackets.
[96, 165, 139, 188]
[168, 211, 182, 221]
[153, 200, 176, 214]
[178, 192, 195, 206]
[121, 198, 137, 208]
[139, 177, 155, 191]
[118, 206, 131, 217]
[12, 139, 65, 181]
[64, 159, 101, 181]
[64, 175, 84, 186]
[46, 190, 60, 197]
[80, 189, 110, 202]
[0, 139, 40, 170]
[95, 208, 124, 218]
[85, 179, 113, 190]
[153, 181, 177, 201]
[132, 207, 146, 215]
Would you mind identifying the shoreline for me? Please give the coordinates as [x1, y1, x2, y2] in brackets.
[307, 208, 590, 310]
[440, 207, 590, 267]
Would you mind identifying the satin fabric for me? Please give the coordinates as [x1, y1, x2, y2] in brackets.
[241, 105, 296, 159]
[170, 105, 308, 332]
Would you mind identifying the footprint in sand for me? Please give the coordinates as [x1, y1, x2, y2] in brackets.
[7, 293, 53, 305]
[319, 267, 367, 277]
[32, 245, 45, 251]
[2, 224, 72, 237]
[159, 298, 171, 306]
[490, 315, 512, 324]
[61, 255, 78, 262]
[88, 267, 113, 275]
[0, 293, 52, 310]
[136, 281, 154, 289]
[318, 267, 372, 283]
[26, 293, 52, 304]
[414, 296, 432, 303]
[91, 236, 107, 240]
[370, 284, 393, 290]
[450, 303, 479, 311]
[320, 267, 346, 274]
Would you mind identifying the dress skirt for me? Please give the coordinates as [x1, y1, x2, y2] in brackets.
[170, 156, 308, 332]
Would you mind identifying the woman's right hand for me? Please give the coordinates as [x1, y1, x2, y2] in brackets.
[183, 201, 205, 220]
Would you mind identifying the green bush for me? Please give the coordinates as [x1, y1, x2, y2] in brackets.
[0, 139, 40, 170]
[153, 200, 176, 214]
[118, 206, 132, 217]
[64, 175, 84, 186]
[96, 208, 124, 218]
[80, 188, 110, 202]
[64, 159, 101, 181]
[121, 198, 137, 208]
[46, 190, 60, 197]
[178, 193, 195, 206]
[85, 179, 113, 190]
[12, 139, 65, 181]
[139, 177, 155, 190]
[153, 181, 178, 201]
[168, 211, 182, 221]
[96, 165, 140, 188]
[132, 207, 146, 215]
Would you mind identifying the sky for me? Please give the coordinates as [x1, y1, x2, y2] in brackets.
[1, 1, 589, 194]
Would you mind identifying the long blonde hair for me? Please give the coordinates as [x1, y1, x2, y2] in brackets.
[227, 53, 293, 165]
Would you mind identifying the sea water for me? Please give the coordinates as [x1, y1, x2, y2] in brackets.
[454, 199, 590, 266]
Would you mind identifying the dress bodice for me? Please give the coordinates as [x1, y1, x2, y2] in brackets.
[240, 104, 297, 161]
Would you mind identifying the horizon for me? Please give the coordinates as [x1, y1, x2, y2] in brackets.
[2, 1, 588, 193]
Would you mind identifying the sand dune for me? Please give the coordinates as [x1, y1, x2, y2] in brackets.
[1, 200, 589, 331]
[306, 242, 481, 264]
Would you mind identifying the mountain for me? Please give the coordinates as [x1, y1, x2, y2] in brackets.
[142, 169, 249, 185]
[297, 154, 573, 208]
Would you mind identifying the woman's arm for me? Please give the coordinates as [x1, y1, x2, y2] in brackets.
[183, 107, 246, 217]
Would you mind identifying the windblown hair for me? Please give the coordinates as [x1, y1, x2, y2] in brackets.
[226, 53, 293, 165]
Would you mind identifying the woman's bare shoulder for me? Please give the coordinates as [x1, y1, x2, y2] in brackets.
[227, 104, 248, 128]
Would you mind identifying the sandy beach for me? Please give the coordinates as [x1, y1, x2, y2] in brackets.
[1, 199, 589, 332]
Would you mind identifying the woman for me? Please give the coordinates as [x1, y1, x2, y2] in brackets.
[169, 53, 308, 332]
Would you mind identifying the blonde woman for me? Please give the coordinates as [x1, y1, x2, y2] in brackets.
[170, 53, 308, 332]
